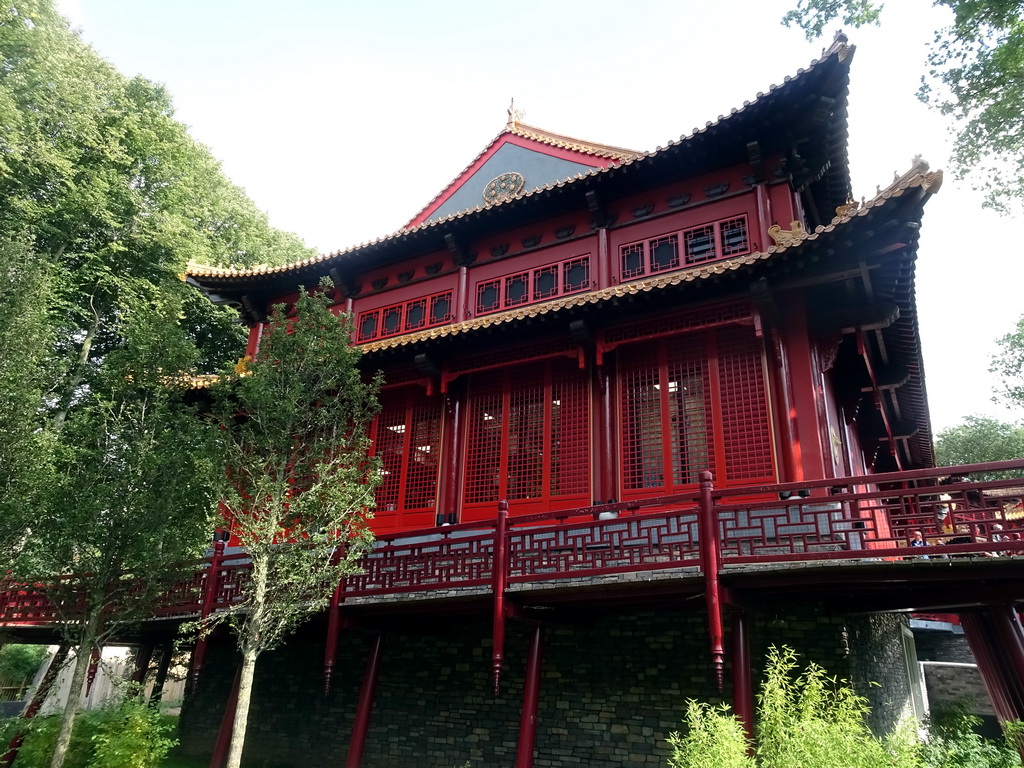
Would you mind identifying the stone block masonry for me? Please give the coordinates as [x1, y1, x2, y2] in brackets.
[178, 608, 913, 767]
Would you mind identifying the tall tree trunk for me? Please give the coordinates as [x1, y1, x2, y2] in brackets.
[49, 633, 96, 768]
[224, 649, 257, 768]
[51, 308, 100, 432]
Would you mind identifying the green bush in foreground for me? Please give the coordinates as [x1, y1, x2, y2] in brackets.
[0, 699, 176, 768]
[668, 646, 1021, 768]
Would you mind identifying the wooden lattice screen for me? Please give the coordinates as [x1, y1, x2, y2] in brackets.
[462, 358, 590, 520]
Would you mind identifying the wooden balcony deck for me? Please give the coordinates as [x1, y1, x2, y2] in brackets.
[4, 460, 1024, 635]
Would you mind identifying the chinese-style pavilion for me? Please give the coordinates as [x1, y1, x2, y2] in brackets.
[12, 32, 1024, 768]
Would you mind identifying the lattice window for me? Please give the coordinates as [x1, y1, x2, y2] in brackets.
[358, 311, 379, 342]
[533, 265, 559, 299]
[405, 299, 427, 330]
[621, 243, 645, 280]
[505, 272, 530, 307]
[618, 322, 772, 495]
[720, 216, 749, 256]
[650, 235, 680, 272]
[429, 293, 453, 325]
[476, 279, 502, 314]
[369, 387, 443, 530]
[618, 215, 751, 280]
[381, 305, 403, 337]
[463, 359, 590, 515]
[563, 257, 590, 292]
[683, 225, 716, 264]
[473, 255, 592, 316]
[715, 324, 774, 481]
[356, 290, 454, 344]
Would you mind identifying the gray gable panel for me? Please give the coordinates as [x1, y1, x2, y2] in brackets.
[428, 143, 598, 222]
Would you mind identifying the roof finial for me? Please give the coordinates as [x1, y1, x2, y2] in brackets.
[507, 98, 524, 129]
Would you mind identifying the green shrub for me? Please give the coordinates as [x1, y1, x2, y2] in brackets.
[666, 646, 1024, 768]
[920, 702, 1021, 768]
[667, 700, 753, 768]
[0, 700, 176, 768]
[756, 646, 916, 768]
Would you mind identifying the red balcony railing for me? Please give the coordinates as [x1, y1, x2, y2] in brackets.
[3, 460, 1024, 626]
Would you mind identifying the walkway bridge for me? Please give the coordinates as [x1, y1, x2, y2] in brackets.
[4, 460, 1024, 748]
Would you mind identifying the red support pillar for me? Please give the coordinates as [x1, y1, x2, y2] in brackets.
[961, 611, 1021, 723]
[699, 471, 725, 691]
[323, 549, 346, 695]
[85, 645, 101, 697]
[192, 539, 225, 693]
[986, 605, 1024, 717]
[514, 623, 545, 768]
[731, 609, 754, 747]
[345, 632, 385, 768]
[1, 645, 70, 768]
[131, 642, 155, 686]
[209, 664, 242, 768]
[149, 644, 173, 707]
[492, 500, 510, 695]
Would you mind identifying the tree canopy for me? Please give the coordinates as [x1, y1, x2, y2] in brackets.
[934, 415, 1024, 477]
[783, 0, 1024, 213]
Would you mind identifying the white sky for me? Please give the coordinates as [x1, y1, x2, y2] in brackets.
[56, 0, 1024, 434]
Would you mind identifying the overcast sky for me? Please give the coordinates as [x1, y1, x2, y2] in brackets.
[56, 0, 1024, 434]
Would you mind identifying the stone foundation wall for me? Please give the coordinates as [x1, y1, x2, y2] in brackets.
[178, 608, 911, 767]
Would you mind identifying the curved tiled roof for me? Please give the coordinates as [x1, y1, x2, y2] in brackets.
[185, 34, 854, 285]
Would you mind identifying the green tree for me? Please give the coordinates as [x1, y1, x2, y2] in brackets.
[993, 314, 1024, 409]
[0, 644, 49, 685]
[0, 239, 54, 562]
[16, 305, 224, 768]
[208, 285, 381, 768]
[934, 415, 1024, 476]
[782, 0, 1024, 212]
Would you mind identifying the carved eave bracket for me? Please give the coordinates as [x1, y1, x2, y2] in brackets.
[445, 233, 476, 268]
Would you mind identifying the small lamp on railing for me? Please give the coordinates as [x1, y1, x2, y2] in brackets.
[212, 530, 231, 543]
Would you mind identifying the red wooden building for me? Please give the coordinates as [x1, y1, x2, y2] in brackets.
[11, 32, 1024, 768]
[188, 33, 935, 533]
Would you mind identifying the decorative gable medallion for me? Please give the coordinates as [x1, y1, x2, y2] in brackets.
[483, 172, 525, 205]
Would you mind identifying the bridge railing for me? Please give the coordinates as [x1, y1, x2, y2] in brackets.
[3, 460, 1024, 623]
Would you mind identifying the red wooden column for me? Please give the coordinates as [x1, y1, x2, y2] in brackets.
[1, 645, 69, 768]
[492, 500, 510, 695]
[731, 609, 754, 746]
[437, 386, 465, 523]
[986, 605, 1024, 717]
[323, 548, 347, 695]
[131, 642, 155, 686]
[699, 471, 725, 691]
[345, 632, 385, 768]
[192, 538, 226, 692]
[960, 610, 1024, 724]
[85, 645, 101, 697]
[209, 664, 242, 768]
[514, 623, 545, 768]
[149, 644, 173, 707]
